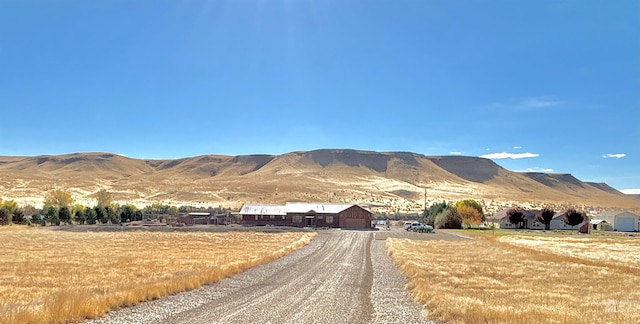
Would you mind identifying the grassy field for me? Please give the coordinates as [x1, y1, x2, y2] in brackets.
[0, 226, 316, 324]
[387, 232, 640, 323]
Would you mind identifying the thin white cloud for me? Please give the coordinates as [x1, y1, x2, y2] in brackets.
[621, 189, 640, 195]
[516, 167, 554, 172]
[480, 152, 539, 159]
[488, 96, 562, 111]
[520, 96, 561, 108]
[513, 146, 522, 149]
[602, 153, 626, 159]
[450, 151, 462, 155]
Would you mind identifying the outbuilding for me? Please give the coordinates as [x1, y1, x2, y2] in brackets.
[591, 210, 639, 232]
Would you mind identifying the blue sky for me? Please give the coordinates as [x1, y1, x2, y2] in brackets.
[1, 1, 638, 192]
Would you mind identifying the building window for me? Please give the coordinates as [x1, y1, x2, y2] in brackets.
[255, 215, 258, 220]
[326, 216, 333, 224]
[293, 215, 302, 223]
[270, 215, 275, 220]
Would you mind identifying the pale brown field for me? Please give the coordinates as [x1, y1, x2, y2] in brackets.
[387, 233, 640, 323]
[0, 226, 316, 324]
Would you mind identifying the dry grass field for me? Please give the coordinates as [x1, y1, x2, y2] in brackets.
[0, 226, 316, 324]
[387, 233, 640, 323]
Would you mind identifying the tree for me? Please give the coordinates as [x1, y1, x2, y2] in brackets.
[434, 208, 462, 229]
[119, 204, 135, 223]
[0, 208, 10, 225]
[563, 208, 585, 227]
[536, 207, 555, 230]
[45, 206, 59, 226]
[84, 206, 97, 225]
[105, 205, 118, 224]
[58, 206, 71, 224]
[75, 208, 86, 225]
[31, 213, 43, 226]
[507, 208, 525, 228]
[458, 205, 483, 228]
[43, 189, 75, 210]
[94, 206, 107, 224]
[422, 201, 449, 226]
[0, 199, 19, 225]
[454, 200, 485, 222]
[95, 189, 113, 208]
[12, 209, 25, 224]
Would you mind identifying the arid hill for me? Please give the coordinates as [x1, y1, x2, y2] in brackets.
[1, 149, 638, 213]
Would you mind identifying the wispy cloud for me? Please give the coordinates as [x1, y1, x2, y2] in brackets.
[450, 151, 462, 155]
[520, 96, 561, 108]
[513, 146, 522, 149]
[516, 167, 554, 172]
[621, 188, 640, 195]
[602, 153, 626, 158]
[480, 152, 539, 159]
[488, 96, 562, 111]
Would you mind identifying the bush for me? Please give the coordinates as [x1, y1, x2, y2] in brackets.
[434, 208, 462, 229]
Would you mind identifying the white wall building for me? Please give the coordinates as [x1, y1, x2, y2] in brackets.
[591, 210, 639, 232]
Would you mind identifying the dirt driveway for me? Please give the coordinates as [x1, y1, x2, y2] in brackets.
[88, 227, 464, 324]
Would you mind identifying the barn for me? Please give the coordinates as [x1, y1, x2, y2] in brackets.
[591, 210, 639, 232]
[239, 202, 373, 229]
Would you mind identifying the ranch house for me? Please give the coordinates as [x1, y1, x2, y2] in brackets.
[239, 202, 373, 229]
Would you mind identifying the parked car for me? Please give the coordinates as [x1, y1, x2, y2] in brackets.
[410, 222, 434, 233]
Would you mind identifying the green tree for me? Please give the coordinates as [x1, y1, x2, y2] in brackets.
[43, 189, 75, 210]
[85, 207, 97, 225]
[105, 205, 118, 224]
[45, 206, 59, 226]
[12, 209, 25, 224]
[95, 206, 107, 224]
[75, 208, 86, 225]
[0, 208, 10, 225]
[31, 213, 43, 226]
[119, 204, 136, 223]
[536, 207, 555, 230]
[434, 208, 462, 229]
[58, 206, 71, 224]
[422, 201, 449, 226]
[563, 208, 585, 227]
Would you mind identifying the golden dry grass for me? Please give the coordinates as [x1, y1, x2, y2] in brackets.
[387, 234, 640, 323]
[0, 226, 316, 324]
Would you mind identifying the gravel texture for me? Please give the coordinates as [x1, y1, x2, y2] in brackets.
[85, 228, 454, 324]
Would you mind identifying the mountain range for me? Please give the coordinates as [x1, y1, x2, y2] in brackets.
[1, 149, 638, 213]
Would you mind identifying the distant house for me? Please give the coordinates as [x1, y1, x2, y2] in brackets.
[591, 210, 639, 232]
[239, 202, 373, 229]
[545, 211, 590, 230]
[493, 208, 543, 229]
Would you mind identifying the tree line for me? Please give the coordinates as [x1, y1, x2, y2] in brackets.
[0, 189, 229, 226]
[421, 200, 587, 229]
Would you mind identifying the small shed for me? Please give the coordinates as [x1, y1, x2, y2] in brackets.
[589, 219, 612, 231]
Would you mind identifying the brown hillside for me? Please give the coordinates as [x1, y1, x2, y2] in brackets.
[1, 149, 639, 213]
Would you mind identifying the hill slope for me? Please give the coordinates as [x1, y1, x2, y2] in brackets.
[1, 149, 638, 212]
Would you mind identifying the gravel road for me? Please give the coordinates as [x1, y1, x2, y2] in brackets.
[87, 228, 461, 324]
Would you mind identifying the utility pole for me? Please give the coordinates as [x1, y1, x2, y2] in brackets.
[424, 187, 427, 210]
